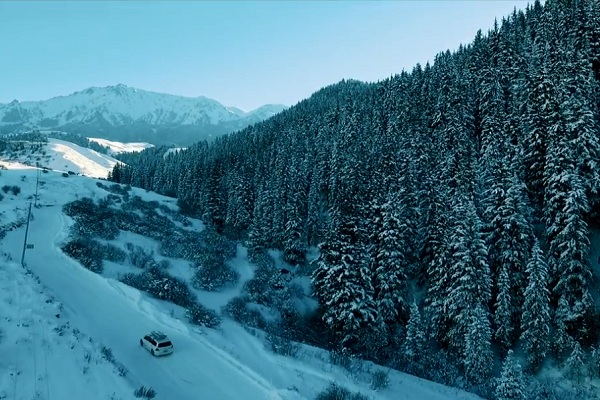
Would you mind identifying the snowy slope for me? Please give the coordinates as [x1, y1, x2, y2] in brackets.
[0, 138, 120, 178]
[163, 147, 186, 158]
[0, 85, 287, 146]
[0, 166, 482, 400]
[88, 137, 154, 155]
[0, 261, 134, 400]
[46, 139, 119, 178]
[244, 103, 289, 123]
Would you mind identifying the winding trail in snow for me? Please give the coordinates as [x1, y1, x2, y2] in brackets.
[2, 208, 283, 400]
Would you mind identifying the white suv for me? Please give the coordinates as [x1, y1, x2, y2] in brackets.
[140, 331, 173, 356]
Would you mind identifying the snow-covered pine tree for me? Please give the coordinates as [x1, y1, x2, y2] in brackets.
[591, 345, 600, 379]
[247, 185, 268, 255]
[283, 207, 306, 265]
[402, 302, 426, 375]
[520, 239, 550, 371]
[283, 155, 307, 265]
[464, 304, 493, 386]
[477, 63, 506, 177]
[566, 341, 585, 384]
[306, 164, 324, 247]
[495, 350, 526, 400]
[372, 190, 410, 324]
[204, 161, 226, 228]
[523, 42, 559, 206]
[546, 169, 594, 344]
[445, 196, 491, 353]
[488, 166, 533, 352]
[270, 148, 287, 248]
[312, 126, 381, 353]
[552, 295, 574, 359]
[224, 170, 252, 234]
[422, 179, 454, 343]
[278, 136, 309, 264]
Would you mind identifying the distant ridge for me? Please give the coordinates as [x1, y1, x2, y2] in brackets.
[0, 84, 287, 146]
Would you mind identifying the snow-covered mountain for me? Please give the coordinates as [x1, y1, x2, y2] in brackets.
[0, 84, 287, 146]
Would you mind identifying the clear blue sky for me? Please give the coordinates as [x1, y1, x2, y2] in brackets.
[0, 1, 534, 110]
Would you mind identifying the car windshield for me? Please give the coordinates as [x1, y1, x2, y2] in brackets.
[158, 341, 172, 348]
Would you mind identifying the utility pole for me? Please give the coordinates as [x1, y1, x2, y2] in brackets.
[34, 166, 40, 207]
[21, 201, 33, 267]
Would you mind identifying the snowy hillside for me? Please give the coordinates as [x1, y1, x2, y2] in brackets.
[88, 137, 154, 155]
[0, 137, 120, 178]
[0, 163, 481, 400]
[0, 85, 287, 146]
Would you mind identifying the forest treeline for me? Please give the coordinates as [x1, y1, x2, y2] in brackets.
[111, 0, 600, 393]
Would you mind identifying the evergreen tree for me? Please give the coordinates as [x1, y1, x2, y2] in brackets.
[306, 165, 324, 247]
[422, 179, 453, 344]
[520, 240, 550, 371]
[566, 341, 585, 384]
[546, 166, 594, 343]
[402, 302, 426, 375]
[523, 43, 559, 206]
[591, 345, 600, 379]
[464, 305, 493, 386]
[247, 185, 268, 254]
[372, 190, 410, 324]
[282, 140, 308, 264]
[312, 202, 380, 352]
[488, 168, 533, 351]
[445, 197, 491, 352]
[553, 295, 573, 359]
[560, 23, 600, 202]
[495, 350, 526, 400]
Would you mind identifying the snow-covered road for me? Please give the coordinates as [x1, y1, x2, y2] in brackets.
[2, 207, 282, 400]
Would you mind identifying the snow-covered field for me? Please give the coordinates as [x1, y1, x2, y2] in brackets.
[0, 260, 134, 400]
[88, 138, 154, 155]
[0, 155, 482, 399]
[1, 137, 121, 178]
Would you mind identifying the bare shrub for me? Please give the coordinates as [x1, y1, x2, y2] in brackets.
[134, 386, 157, 399]
[370, 369, 390, 390]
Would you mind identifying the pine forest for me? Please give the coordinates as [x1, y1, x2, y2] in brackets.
[110, 0, 600, 396]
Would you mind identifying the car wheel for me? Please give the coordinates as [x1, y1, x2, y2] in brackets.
[140, 339, 143, 347]
[151, 349, 155, 356]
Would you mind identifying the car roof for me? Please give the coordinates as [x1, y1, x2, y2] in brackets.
[149, 330, 169, 341]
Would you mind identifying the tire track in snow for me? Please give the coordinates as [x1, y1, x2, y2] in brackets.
[46, 209, 283, 399]
[188, 328, 283, 399]
[7, 182, 293, 400]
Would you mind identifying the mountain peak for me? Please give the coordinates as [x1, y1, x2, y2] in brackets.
[0, 86, 287, 146]
[107, 83, 130, 96]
